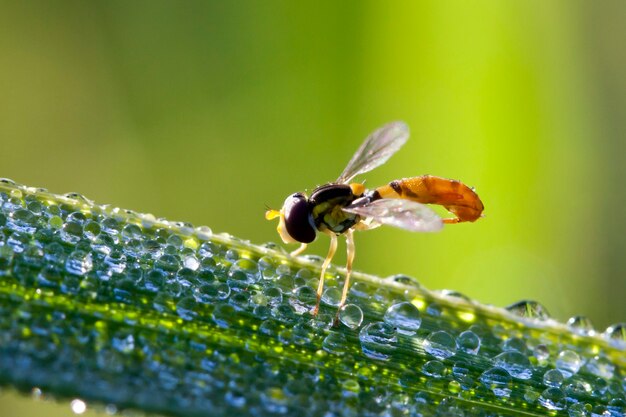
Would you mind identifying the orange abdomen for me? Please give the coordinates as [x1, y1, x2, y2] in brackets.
[375, 175, 484, 223]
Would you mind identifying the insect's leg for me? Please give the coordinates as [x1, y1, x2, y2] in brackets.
[335, 229, 355, 325]
[443, 218, 460, 224]
[312, 234, 337, 316]
[290, 242, 308, 257]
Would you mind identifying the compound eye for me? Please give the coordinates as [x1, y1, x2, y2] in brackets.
[283, 193, 316, 243]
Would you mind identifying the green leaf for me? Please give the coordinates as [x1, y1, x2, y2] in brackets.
[0, 179, 624, 417]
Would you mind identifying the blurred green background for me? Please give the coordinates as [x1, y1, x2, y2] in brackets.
[1, 1, 625, 415]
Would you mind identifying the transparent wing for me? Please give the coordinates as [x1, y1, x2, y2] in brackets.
[336, 121, 410, 184]
[343, 199, 443, 232]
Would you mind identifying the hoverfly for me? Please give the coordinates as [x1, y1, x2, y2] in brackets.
[265, 121, 484, 319]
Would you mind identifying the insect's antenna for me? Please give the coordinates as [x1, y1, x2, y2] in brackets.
[264, 203, 272, 211]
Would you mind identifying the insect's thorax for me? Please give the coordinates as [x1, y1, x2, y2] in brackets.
[309, 183, 361, 234]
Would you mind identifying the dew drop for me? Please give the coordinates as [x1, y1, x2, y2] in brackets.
[502, 337, 527, 353]
[176, 297, 198, 320]
[48, 215, 63, 229]
[7, 209, 37, 234]
[585, 355, 615, 379]
[386, 274, 422, 289]
[65, 250, 93, 276]
[422, 360, 445, 378]
[60, 221, 83, 244]
[505, 300, 550, 320]
[104, 250, 127, 274]
[83, 220, 101, 241]
[555, 350, 582, 377]
[338, 304, 363, 329]
[538, 387, 566, 410]
[480, 367, 512, 398]
[322, 332, 348, 355]
[534, 344, 550, 362]
[567, 315, 595, 335]
[543, 369, 564, 387]
[456, 330, 481, 354]
[194, 225, 212, 240]
[183, 255, 200, 271]
[567, 402, 589, 417]
[101, 218, 120, 236]
[321, 287, 341, 307]
[425, 302, 442, 317]
[437, 289, 471, 301]
[359, 322, 397, 360]
[70, 399, 87, 415]
[143, 270, 165, 292]
[604, 323, 626, 346]
[423, 331, 456, 360]
[493, 351, 532, 380]
[290, 286, 316, 314]
[213, 304, 235, 328]
[383, 302, 422, 335]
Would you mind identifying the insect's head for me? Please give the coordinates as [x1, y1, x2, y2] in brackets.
[265, 193, 316, 244]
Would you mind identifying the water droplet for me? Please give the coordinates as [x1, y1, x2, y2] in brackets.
[437, 289, 471, 301]
[349, 282, 372, 298]
[101, 218, 120, 235]
[604, 323, 626, 346]
[230, 258, 259, 282]
[555, 350, 582, 377]
[104, 250, 127, 274]
[194, 225, 212, 240]
[70, 399, 87, 415]
[60, 221, 83, 244]
[383, 302, 422, 335]
[534, 344, 550, 362]
[567, 315, 595, 335]
[386, 274, 422, 289]
[121, 224, 142, 241]
[493, 351, 532, 380]
[538, 387, 566, 410]
[7, 209, 37, 234]
[83, 220, 101, 241]
[422, 360, 445, 378]
[505, 300, 550, 319]
[156, 254, 181, 272]
[183, 255, 200, 271]
[338, 304, 363, 329]
[176, 297, 197, 320]
[322, 332, 348, 355]
[585, 355, 615, 379]
[213, 304, 235, 328]
[502, 337, 527, 353]
[456, 330, 481, 354]
[48, 215, 63, 229]
[359, 322, 397, 360]
[321, 287, 341, 306]
[166, 234, 183, 248]
[143, 269, 165, 292]
[480, 367, 512, 398]
[423, 331, 456, 360]
[288, 285, 316, 314]
[263, 286, 282, 306]
[65, 250, 93, 276]
[543, 369, 564, 387]
[425, 302, 442, 317]
[567, 402, 589, 417]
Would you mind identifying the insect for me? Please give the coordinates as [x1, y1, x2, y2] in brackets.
[265, 121, 484, 320]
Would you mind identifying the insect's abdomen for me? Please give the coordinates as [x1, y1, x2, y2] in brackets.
[375, 175, 484, 222]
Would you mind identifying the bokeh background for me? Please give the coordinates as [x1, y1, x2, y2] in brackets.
[1, 1, 625, 415]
